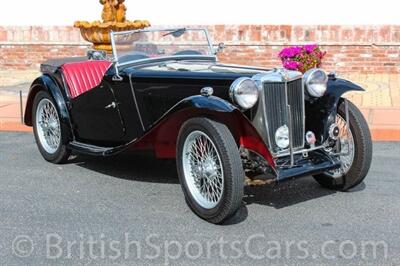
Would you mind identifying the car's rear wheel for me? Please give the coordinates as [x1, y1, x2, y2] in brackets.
[313, 100, 372, 191]
[177, 118, 244, 224]
[32, 91, 70, 163]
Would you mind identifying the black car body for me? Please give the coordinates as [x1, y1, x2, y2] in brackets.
[24, 28, 372, 223]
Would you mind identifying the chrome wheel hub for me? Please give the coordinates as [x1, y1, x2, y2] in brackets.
[182, 131, 224, 209]
[326, 114, 355, 178]
[36, 99, 61, 154]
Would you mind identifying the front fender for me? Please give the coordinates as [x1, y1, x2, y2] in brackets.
[24, 75, 72, 139]
[128, 95, 276, 170]
[327, 77, 364, 97]
[306, 77, 364, 142]
[154, 95, 237, 117]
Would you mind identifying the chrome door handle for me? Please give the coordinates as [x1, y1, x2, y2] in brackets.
[105, 102, 118, 109]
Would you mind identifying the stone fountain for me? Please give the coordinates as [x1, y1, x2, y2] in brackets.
[74, 0, 150, 53]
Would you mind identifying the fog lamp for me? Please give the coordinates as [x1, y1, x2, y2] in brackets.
[306, 131, 317, 146]
[275, 125, 289, 149]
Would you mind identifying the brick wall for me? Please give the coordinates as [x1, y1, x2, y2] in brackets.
[0, 25, 399, 73]
[0, 26, 89, 70]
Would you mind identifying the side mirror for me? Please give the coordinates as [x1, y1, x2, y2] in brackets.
[214, 42, 225, 55]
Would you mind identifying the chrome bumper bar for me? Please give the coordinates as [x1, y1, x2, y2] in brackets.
[275, 143, 329, 158]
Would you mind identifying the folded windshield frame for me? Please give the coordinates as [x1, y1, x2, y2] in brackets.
[110, 28, 216, 68]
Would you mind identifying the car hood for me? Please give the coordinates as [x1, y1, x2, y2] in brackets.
[127, 61, 269, 80]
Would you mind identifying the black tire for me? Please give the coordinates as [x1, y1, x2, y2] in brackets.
[176, 118, 244, 224]
[313, 100, 372, 191]
[32, 91, 71, 164]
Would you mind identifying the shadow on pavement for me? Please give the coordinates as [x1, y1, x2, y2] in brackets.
[70, 153, 367, 224]
[71, 153, 348, 208]
[347, 182, 366, 192]
[73, 153, 250, 225]
[243, 178, 338, 209]
[72, 153, 179, 184]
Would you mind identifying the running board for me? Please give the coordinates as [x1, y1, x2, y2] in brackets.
[68, 141, 120, 156]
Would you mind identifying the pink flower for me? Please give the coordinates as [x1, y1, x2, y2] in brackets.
[304, 44, 317, 54]
[283, 60, 302, 70]
[278, 44, 326, 73]
[279, 46, 302, 58]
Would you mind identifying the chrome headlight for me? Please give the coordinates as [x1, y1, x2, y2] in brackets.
[229, 77, 259, 109]
[304, 69, 328, 98]
[275, 125, 289, 149]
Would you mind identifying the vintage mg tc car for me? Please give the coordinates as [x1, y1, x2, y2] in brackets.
[24, 28, 372, 223]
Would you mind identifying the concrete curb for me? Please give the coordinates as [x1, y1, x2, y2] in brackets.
[370, 128, 400, 141]
[0, 122, 32, 132]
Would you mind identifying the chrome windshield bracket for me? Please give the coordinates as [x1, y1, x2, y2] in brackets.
[112, 72, 123, 82]
[112, 60, 123, 81]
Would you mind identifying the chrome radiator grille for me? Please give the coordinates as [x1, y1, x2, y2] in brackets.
[263, 79, 305, 152]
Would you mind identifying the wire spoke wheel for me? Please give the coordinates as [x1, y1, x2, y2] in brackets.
[35, 98, 61, 154]
[182, 131, 224, 209]
[314, 100, 372, 191]
[177, 118, 244, 223]
[326, 114, 355, 178]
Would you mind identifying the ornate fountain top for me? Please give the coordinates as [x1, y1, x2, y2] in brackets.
[74, 0, 150, 52]
[100, 0, 127, 23]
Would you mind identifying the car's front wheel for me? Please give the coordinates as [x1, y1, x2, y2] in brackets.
[313, 99, 372, 191]
[177, 118, 244, 224]
[32, 91, 70, 163]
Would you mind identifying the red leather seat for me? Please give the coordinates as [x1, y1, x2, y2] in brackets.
[61, 60, 112, 98]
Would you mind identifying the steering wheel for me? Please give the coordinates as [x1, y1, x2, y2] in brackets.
[118, 52, 149, 63]
[173, 50, 202, 56]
